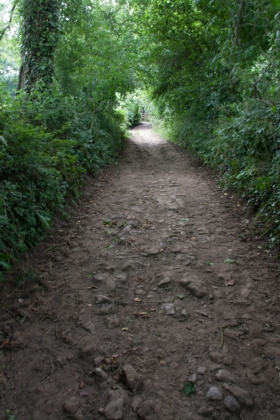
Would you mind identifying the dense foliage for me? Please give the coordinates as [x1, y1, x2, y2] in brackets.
[137, 0, 280, 244]
[0, 0, 138, 274]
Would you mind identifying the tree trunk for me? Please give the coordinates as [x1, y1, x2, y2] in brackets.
[18, 0, 60, 93]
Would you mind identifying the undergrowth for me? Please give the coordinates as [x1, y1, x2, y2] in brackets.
[0, 84, 125, 276]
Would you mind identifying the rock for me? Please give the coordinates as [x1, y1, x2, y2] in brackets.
[197, 366, 207, 375]
[118, 237, 126, 245]
[120, 364, 142, 392]
[95, 305, 115, 315]
[246, 370, 263, 385]
[197, 406, 214, 417]
[80, 344, 96, 360]
[54, 356, 66, 367]
[104, 398, 124, 420]
[206, 387, 223, 401]
[215, 370, 235, 383]
[81, 321, 95, 335]
[106, 315, 120, 329]
[93, 368, 108, 381]
[180, 276, 207, 298]
[188, 373, 198, 383]
[137, 400, 155, 419]
[223, 354, 233, 365]
[95, 274, 108, 282]
[209, 364, 222, 372]
[95, 295, 112, 304]
[160, 303, 175, 315]
[158, 277, 171, 287]
[224, 396, 241, 413]
[181, 309, 188, 317]
[209, 352, 223, 363]
[223, 384, 253, 407]
[131, 396, 142, 412]
[63, 399, 78, 415]
[115, 273, 128, 283]
[142, 247, 161, 256]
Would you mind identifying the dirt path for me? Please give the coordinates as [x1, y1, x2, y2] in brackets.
[1, 123, 280, 420]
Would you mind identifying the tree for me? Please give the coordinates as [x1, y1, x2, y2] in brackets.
[17, 0, 60, 92]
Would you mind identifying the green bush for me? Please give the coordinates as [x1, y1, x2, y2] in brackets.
[0, 84, 125, 266]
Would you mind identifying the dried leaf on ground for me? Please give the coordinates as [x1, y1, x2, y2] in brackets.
[225, 279, 235, 286]
[134, 311, 150, 318]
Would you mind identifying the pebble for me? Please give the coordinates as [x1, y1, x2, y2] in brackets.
[104, 398, 124, 420]
[223, 354, 233, 365]
[197, 406, 214, 417]
[93, 368, 108, 381]
[206, 386, 223, 401]
[197, 366, 207, 375]
[223, 384, 253, 407]
[106, 315, 120, 329]
[224, 396, 241, 413]
[95, 295, 112, 304]
[63, 399, 78, 415]
[161, 303, 175, 315]
[95, 274, 108, 282]
[180, 276, 207, 298]
[118, 237, 126, 245]
[158, 277, 171, 287]
[209, 352, 223, 363]
[120, 364, 143, 392]
[95, 305, 115, 315]
[137, 400, 155, 418]
[188, 373, 198, 383]
[215, 369, 235, 382]
[131, 396, 142, 412]
[79, 344, 96, 360]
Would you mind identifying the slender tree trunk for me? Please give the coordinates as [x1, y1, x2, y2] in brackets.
[18, 0, 60, 93]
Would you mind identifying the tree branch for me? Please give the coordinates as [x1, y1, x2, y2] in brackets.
[0, 0, 19, 42]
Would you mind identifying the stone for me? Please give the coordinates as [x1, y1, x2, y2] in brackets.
[63, 399, 78, 415]
[188, 373, 198, 383]
[104, 398, 124, 420]
[95, 274, 108, 282]
[246, 370, 263, 385]
[137, 400, 155, 419]
[209, 352, 223, 363]
[197, 406, 214, 417]
[120, 364, 142, 392]
[93, 368, 108, 381]
[80, 344, 96, 360]
[161, 303, 175, 315]
[197, 366, 207, 375]
[131, 396, 142, 412]
[223, 354, 233, 365]
[206, 387, 222, 401]
[180, 276, 207, 298]
[215, 370, 235, 382]
[118, 237, 126, 245]
[224, 396, 241, 413]
[158, 277, 171, 287]
[95, 295, 112, 304]
[223, 384, 253, 407]
[95, 305, 115, 315]
[106, 315, 120, 329]
[115, 273, 128, 283]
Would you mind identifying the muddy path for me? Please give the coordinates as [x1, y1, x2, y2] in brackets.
[1, 123, 280, 420]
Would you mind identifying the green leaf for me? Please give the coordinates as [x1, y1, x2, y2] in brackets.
[224, 258, 235, 264]
[182, 382, 196, 396]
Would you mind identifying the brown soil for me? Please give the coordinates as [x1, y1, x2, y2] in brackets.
[1, 123, 280, 420]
